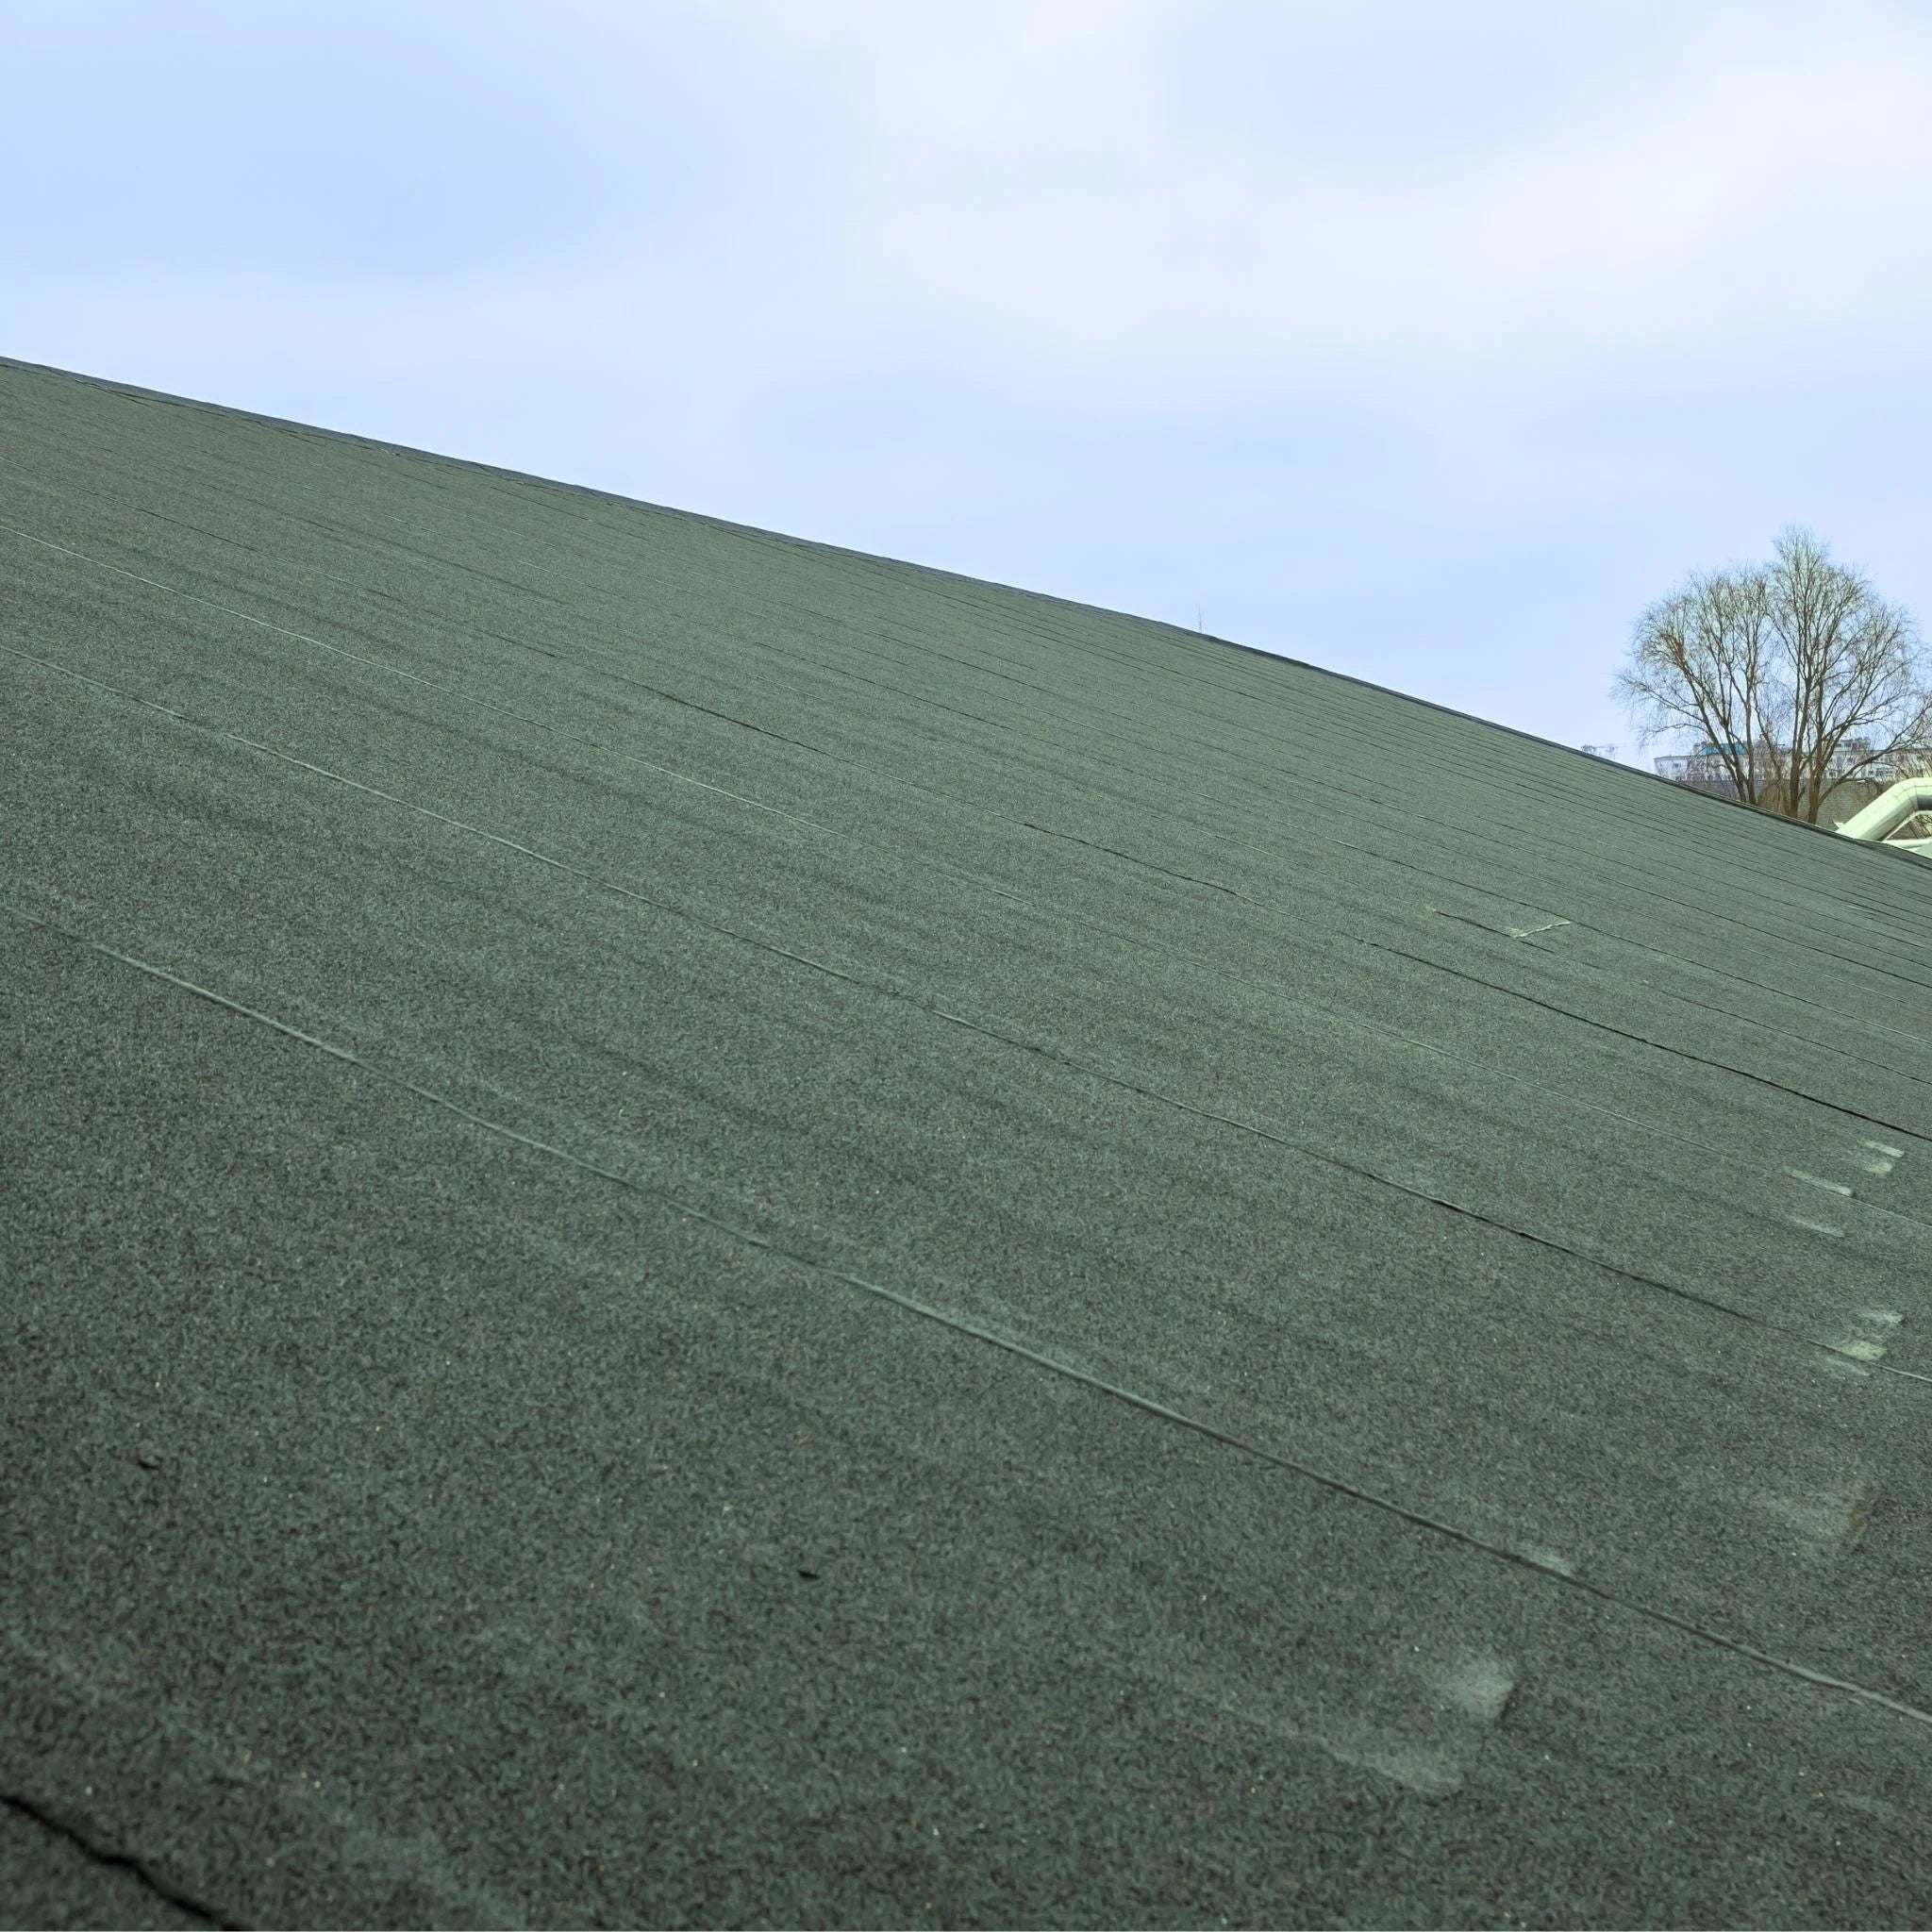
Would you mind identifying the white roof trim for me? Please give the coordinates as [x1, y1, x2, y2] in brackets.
[1834, 775, 1932, 845]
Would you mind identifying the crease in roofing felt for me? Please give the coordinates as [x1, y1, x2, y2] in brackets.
[1429, 907, 1573, 941]
[1174, 1646, 1520, 1799]
[20, 608, 1924, 1265]
[8, 634, 1926, 1383]
[1431, 891, 1932, 1088]
[0, 1790, 240, 1932]
[1361, 936, 1928, 1142]
[1360, 831, 1932, 1023]
[0, 525, 1257, 927]
[1754, 1479, 1879, 1561]
[2, 1630, 523, 1929]
[11, 366, 1932, 1929]
[1504, 929, 1932, 1089]
[21, 499, 1932, 1024]
[13, 508, 1932, 1044]
[0, 516, 847, 763]
[1013, 816, 1250, 898]
[12, 896, 1932, 1738]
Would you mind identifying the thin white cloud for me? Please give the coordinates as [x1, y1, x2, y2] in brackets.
[717, 1, 1932, 409]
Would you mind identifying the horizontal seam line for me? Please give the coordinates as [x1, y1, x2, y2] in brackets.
[13, 900, 1932, 1734]
[1363, 937, 1926, 1144]
[10, 566, 1921, 1230]
[10, 645, 1921, 1376]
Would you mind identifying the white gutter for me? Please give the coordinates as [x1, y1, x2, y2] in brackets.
[1835, 775, 1932, 854]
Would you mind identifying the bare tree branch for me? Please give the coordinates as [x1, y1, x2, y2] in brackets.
[1614, 529, 1930, 823]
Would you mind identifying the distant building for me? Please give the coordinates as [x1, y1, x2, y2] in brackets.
[1655, 737, 1929, 795]
[1652, 741, 1773, 793]
[1834, 739, 1931, 783]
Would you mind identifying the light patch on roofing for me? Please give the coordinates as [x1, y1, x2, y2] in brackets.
[1514, 1542, 1577, 1578]
[1787, 1170, 1855, 1197]
[1184, 1646, 1519, 1801]
[1330, 1734, 1469, 1798]
[1858, 1140, 1904, 1174]
[10, 358, 1932, 1926]
[1435, 1653, 1518, 1724]
[1787, 1215, 1844, 1239]
[1756, 1478, 1878, 1559]
[1825, 1309, 1904, 1367]
[1328, 1647, 1519, 1798]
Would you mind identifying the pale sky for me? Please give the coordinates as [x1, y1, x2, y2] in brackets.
[8, 1, 1931, 763]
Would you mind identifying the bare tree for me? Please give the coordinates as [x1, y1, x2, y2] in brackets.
[1615, 528, 1932, 823]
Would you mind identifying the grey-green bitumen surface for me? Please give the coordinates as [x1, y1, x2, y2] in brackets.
[4, 355, 1930, 1929]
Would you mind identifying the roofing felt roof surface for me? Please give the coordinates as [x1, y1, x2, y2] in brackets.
[3, 354, 1930, 1931]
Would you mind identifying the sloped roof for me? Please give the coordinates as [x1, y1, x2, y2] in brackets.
[4, 354, 1930, 1930]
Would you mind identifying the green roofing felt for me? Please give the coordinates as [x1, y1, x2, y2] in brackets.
[3, 354, 1931, 1929]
